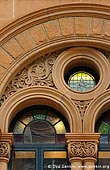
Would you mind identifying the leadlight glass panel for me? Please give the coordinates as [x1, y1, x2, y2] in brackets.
[33, 109, 47, 120]
[9, 106, 70, 170]
[56, 134, 66, 144]
[68, 71, 96, 92]
[13, 121, 25, 134]
[14, 134, 24, 143]
[46, 111, 60, 125]
[10, 106, 69, 144]
[54, 121, 66, 134]
[96, 110, 110, 144]
[20, 113, 33, 125]
[24, 120, 55, 143]
[98, 121, 110, 134]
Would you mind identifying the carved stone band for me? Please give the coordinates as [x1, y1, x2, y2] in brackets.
[68, 141, 97, 159]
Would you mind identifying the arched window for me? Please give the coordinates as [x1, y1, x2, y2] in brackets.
[9, 105, 70, 170]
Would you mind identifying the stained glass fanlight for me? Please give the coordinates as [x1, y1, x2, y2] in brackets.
[9, 106, 69, 144]
[68, 71, 96, 92]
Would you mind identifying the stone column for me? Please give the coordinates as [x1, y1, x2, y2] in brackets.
[65, 133, 100, 170]
[0, 132, 13, 170]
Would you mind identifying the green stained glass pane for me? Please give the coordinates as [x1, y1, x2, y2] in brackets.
[54, 121, 66, 134]
[98, 121, 110, 134]
[33, 109, 46, 120]
[34, 114, 46, 120]
[20, 113, 33, 125]
[14, 121, 25, 134]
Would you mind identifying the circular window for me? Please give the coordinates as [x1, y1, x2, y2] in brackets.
[65, 66, 99, 92]
[68, 71, 96, 92]
[53, 47, 110, 100]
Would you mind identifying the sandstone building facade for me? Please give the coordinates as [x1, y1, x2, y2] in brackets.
[0, 0, 110, 170]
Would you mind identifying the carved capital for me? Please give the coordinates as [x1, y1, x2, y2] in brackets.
[0, 142, 10, 159]
[65, 133, 100, 161]
[68, 141, 97, 159]
[0, 133, 13, 162]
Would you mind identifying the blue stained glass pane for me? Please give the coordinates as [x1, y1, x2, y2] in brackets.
[100, 135, 109, 144]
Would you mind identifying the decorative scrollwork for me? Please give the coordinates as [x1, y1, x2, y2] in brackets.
[0, 50, 66, 106]
[0, 142, 10, 158]
[68, 141, 97, 159]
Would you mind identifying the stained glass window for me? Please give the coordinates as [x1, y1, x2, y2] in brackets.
[9, 106, 69, 144]
[68, 71, 96, 92]
[95, 110, 110, 144]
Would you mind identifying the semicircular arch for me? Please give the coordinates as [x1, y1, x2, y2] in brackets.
[0, 86, 81, 133]
[1, 3, 110, 94]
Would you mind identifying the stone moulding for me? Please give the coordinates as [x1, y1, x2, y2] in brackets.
[1, 3, 110, 43]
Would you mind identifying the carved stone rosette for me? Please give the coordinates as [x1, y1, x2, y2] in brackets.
[65, 133, 100, 163]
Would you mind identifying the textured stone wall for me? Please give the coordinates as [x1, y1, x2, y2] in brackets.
[1, 0, 110, 29]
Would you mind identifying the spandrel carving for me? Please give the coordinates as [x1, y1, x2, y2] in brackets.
[0, 50, 64, 106]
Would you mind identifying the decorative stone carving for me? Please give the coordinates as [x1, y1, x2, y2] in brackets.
[74, 100, 92, 120]
[0, 50, 65, 106]
[0, 133, 13, 163]
[65, 133, 100, 164]
[0, 142, 10, 159]
[68, 141, 97, 159]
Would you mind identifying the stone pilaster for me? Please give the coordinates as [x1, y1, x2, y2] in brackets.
[0, 132, 13, 170]
[65, 133, 100, 170]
